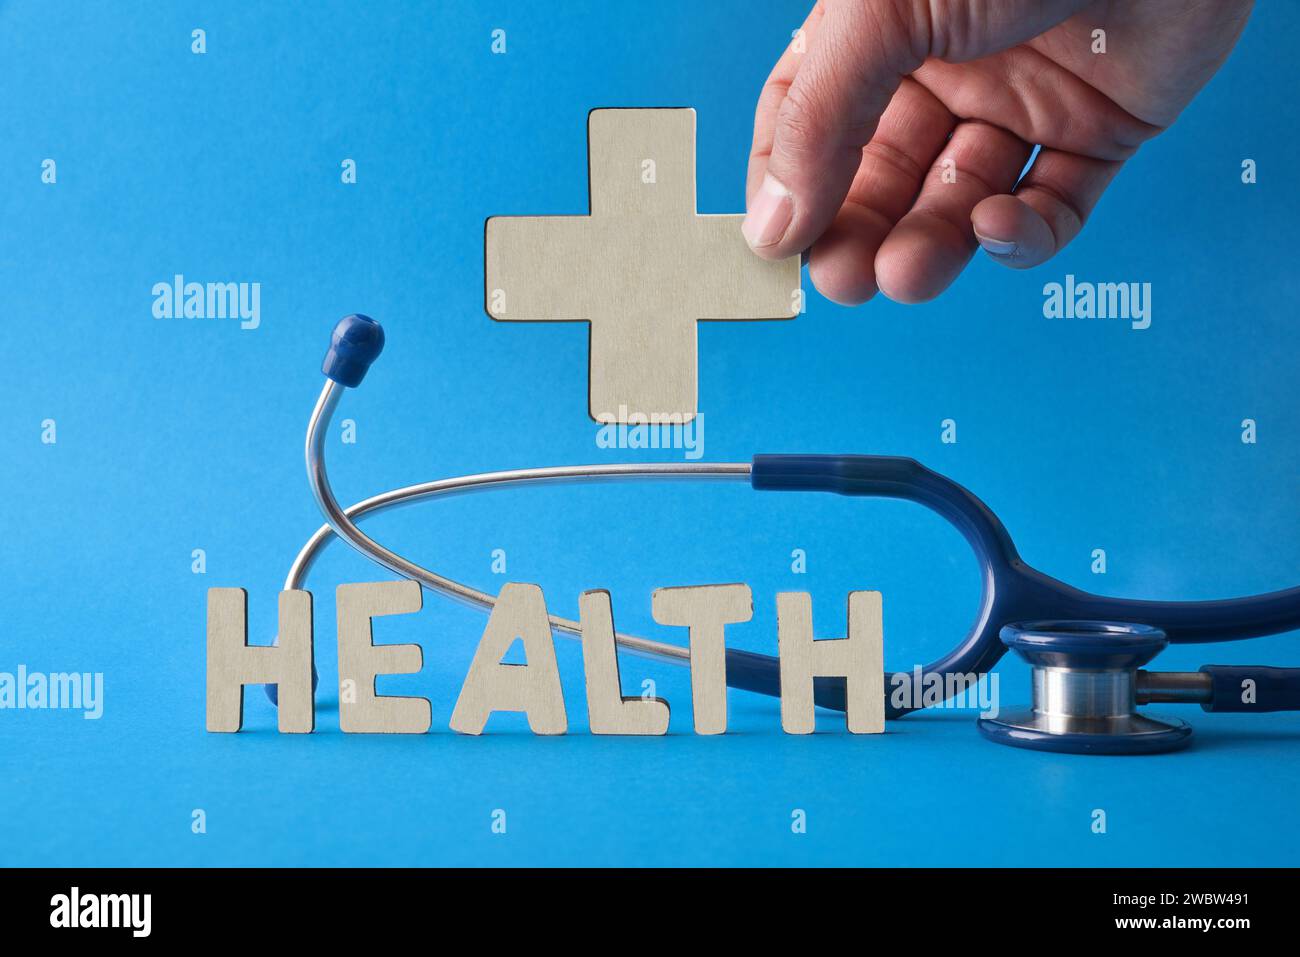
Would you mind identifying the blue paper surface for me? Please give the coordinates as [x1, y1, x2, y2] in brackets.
[1, 0, 1296, 866]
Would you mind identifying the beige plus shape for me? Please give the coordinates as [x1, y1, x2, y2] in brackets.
[484, 108, 801, 423]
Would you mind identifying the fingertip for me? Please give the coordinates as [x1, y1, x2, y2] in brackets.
[750, 126, 874, 260]
[971, 195, 1056, 269]
[742, 173, 798, 259]
[809, 260, 879, 307]
[874, 215, 971, 304]
[806, 205, 888, 306]
[874, 272, 939, 305]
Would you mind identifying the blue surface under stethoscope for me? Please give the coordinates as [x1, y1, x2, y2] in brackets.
[271, 315, 1300, 753]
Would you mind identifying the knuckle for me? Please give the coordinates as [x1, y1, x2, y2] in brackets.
[755, 78, 789, 117]
[775, 81, 829, 150]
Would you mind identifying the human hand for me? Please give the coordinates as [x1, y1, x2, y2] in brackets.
[743, 0, 1252, 304]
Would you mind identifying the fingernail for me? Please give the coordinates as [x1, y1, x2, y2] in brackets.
[742, 174, 794, 250]
[974, 230, 1018, 258]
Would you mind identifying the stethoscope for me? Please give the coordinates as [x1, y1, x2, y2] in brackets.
[269, 314, 1300, 753]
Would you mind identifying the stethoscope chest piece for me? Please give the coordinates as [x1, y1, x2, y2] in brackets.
[977, 621, 1193, 755]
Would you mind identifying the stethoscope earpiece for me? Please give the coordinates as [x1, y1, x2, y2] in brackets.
[322, 314, 384, 388]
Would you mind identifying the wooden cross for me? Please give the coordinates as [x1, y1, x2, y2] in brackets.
[484, 108, 801, 423]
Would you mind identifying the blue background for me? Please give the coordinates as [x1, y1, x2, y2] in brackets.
[1, 0, 1296, 867]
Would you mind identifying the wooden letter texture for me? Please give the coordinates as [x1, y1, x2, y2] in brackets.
[450, 583, 567, 735]
[777, 591, 885, 734]
[651, 584, 752, 735]
[579, 590, 670, 735]
[336, 580, 431, 734]
[484, 108, 801, 424]
[206, 588, 314, 733]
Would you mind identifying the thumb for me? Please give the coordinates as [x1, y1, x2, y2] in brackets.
[742, 0, 918, 260]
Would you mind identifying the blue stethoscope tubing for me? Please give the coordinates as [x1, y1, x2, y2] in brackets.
[272, 315, 1300, 726]
[736, 454, 1300, 715]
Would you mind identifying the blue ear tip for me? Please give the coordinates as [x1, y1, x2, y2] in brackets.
[322, 314, 385, 387]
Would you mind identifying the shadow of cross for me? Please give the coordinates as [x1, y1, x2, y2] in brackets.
[484, 108, 801, 423]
